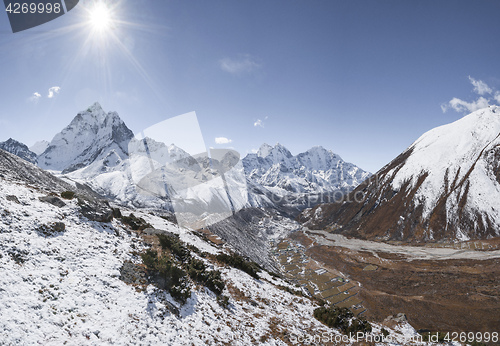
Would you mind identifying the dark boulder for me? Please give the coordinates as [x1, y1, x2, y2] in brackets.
[77, 197, 113, 223]
[39, 196, 66, 208]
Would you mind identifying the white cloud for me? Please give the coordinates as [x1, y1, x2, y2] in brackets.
[442, 77, 498, 114]
[495, 92, 500, 104]
[47, 86, 61, 98]
[29, 92, 41, 103]
[215, 137, 232, 144]
[254, 116, 268, 128]
[443, 97, 490, 114]
[219, 54, 261, 75]
[468, 76, 492, 95]
[254, 119, 263, 127]
[27, 86, 61, 104]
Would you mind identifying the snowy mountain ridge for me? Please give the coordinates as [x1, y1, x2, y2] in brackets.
[29, 103, 370, 217]
[390, 106, 500, 217]
[0, 138, 38, 164]
[243, 142, 370, 196]
[299, 106, 500, 242]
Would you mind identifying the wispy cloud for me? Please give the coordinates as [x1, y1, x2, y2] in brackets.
[215, 137, 232, 144]
[254, 116, 268, 128]
[442, 77, 498, 114]
[442, 97, 490, 114]
[47, 86, 61, 98]
[469, 76, 492, 95]
[495, 92, 500, 104]
[28, 92, 41, 104]
[219, 54, 261, 76]
[28, 86, 61, 104]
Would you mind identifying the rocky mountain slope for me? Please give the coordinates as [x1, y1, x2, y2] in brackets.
[0, 148, 113, 222]
[0, 147, 423, 345]
[0, 138, 38, 164]
[299, 106, 500, 242]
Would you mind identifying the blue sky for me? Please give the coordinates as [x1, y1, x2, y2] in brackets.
[1, 0, 500, 172]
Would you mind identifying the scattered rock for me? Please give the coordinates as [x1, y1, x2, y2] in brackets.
[143, 228, 172, 236]
[77, 197, 113, 222]
[39, 196, 66, 208]
[120, 213, 152, 231]
[384, 313, 408, 324]
[163, 300, 180, 317]
[52, 222, 66, 232]
[112, 208, 122, 219]
[159, 213, 177, 224]
[60, 191, 75, 200]
[6, 195, 20, 204]
[8, 247, 29, 264]
[37, 222, 66, 237]
[119, 261, 148, 285]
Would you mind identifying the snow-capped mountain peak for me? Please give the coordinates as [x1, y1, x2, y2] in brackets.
[257, 143, 292, 162]
[87, 101, 104, 113]
[297, 146, 342, 172]
[391, 105, 500, 194]
[271, 142, 293, 159]
[257, 143, 273, 158]
[67, 102, 112, 129]
[38, 103, 134, 173]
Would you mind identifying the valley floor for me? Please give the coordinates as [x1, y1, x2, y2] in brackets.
[283, 229, 500, 334]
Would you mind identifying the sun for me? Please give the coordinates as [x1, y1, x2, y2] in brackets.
[88, 2, 113, 33]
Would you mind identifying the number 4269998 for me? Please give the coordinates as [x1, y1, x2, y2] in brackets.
[444, 332, 498, 343]
[6, 2, 62, 14]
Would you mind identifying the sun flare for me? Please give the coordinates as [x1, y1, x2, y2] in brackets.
[88, 3, 113, 33]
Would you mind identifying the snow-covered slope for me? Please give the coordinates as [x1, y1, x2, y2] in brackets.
[0, 138, 38, 164]
[299, 106, 500, 242]
[0, 148, 426, 345]
[38, 102, 134, 173]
